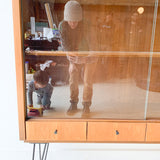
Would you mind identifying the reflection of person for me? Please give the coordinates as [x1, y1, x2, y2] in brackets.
[59, 0, 97, 115]
[28, 70, 53, 110]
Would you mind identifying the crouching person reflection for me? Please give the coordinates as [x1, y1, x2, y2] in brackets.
[59, 0, 97, 116]
[28, 70, 53, 111]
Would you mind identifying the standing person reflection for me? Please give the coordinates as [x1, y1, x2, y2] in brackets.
[59, 0, 97, 116]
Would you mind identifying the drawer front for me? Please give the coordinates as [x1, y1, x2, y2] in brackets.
[88, 122, 146, 142]
[146, 123, 160, 142]
[26, 121, 86, 142]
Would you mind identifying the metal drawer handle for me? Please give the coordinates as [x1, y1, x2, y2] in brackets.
[54, 129, 58, 134]
[116, 130, 119, 135]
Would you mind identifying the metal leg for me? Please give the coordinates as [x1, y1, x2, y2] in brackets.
[41, 144, 47, 160]
[39, 144, 42, 160]
[32, 144, 36, 160]
[32, 143, 49, 160]
[42, 143, 49, 160]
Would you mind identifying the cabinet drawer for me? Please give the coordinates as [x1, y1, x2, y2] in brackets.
[87, 122, 146, 142]
[26, 121, 86, 142]
[146, 123, 160, 142]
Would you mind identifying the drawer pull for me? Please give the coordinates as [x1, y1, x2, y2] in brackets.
[116, 130, 119, 135]
[54, 129, 58, 134]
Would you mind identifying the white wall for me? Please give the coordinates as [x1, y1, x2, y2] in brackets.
[1, 0, 160, 160]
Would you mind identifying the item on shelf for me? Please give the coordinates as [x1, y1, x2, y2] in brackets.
[24, 39, 59, 51]
[30, 17, 35, 35]
[25, 61, 29, 73]
[53, 29, 60, 38]
[27, 106, 43, 117]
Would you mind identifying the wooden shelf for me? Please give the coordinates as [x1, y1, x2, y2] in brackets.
[44, 0, 157, 6]
[25, 50, 160, 57]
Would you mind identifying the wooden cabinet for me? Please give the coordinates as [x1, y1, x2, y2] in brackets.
[12, 0, 160, 143]
[87, 122, 146, 142]
[26, 121, 86, 142]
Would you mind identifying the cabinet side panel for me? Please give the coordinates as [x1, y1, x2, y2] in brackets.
[12, 0, 26, 140]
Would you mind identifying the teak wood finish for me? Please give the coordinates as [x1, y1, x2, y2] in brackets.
[87, 122, 146, 142]
[13, 0, 160, 143]
[25, 120, 160, 143]
[146, 123, 160, 142]
[26, 121, 86, 142]
[12, 0, 26, 140]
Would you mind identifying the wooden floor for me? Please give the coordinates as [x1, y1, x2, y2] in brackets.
[30, 79, 160, 120]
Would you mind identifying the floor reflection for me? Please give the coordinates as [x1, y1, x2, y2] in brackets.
[29, 80, 160, 119]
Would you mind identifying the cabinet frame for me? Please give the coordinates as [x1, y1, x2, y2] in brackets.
[13, 0, 26, 140]
[12, 0, 160, 143]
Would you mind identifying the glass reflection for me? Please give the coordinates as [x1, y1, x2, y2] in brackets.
[58, 1, 98, 116]
[22, 0, 159, 119]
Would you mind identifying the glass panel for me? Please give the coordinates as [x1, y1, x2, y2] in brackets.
[147, 57, 160, 119]
[22, 0, 157, 119]
[147, 1, 160, 119]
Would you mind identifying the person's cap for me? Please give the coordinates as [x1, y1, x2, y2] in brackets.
[64, 1, 82, 21]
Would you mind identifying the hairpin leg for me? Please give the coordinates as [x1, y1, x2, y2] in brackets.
[32, 143, 49, 160]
